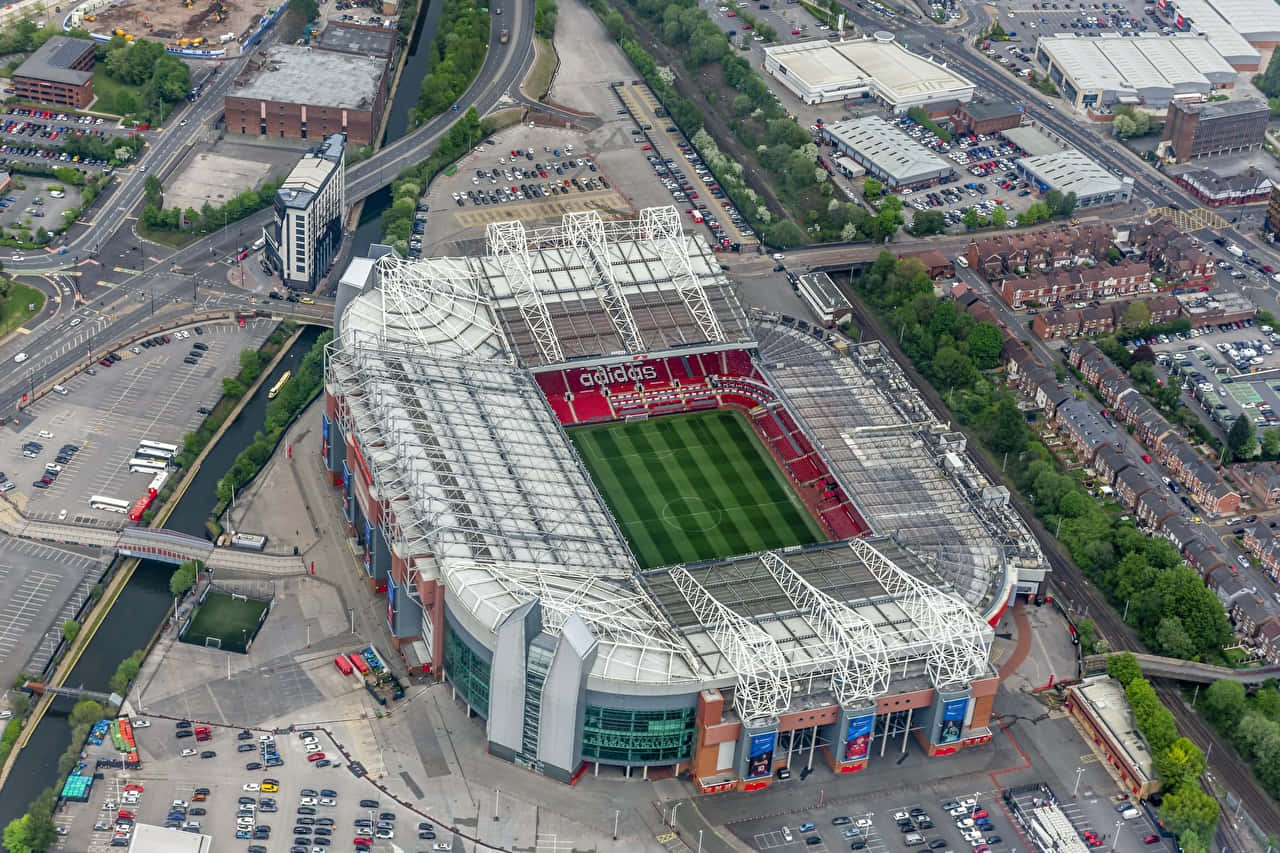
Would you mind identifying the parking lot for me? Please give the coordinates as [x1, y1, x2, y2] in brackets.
[988, 0, 1157, 39]
[7, 318, 274, 521]
[62, 718, 458, 853]
[1146, 319, 1280, 440]
[0, 173, 83, 236]
[736, 789, 1018, 853]
[0, 538, 104, 688]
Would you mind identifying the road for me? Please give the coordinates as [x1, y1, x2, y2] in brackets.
[1, 0, 539, 418]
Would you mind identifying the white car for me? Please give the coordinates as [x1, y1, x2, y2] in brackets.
[958, 798, 976, 809]
[171, 800, 188, 809]
[10, 254, 20, 261]
[243, 783, 260, 791]
[893, 812, 910, 821]
[58, 509, 67, 520]
[45, 463, 61, 473]
[69, 318, 82, 327]
[772, 253, 785, 261]
[855, 818, 873, 828]
[181, 748, 197, 757]
[375, 830, 395, 840]
[305, 743, 322, 753]
[299, 797, 317, 806]
[949, 807, 969, 817]
[132, 719, 150, 728]
[38, 430, 54, 439]
[13, 352, 27, 363]
[318, 797, 337, 806]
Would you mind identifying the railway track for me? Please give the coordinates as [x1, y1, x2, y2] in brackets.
[839, 289, 1280, 841]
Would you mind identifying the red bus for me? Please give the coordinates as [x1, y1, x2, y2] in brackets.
[348, 654, 370, 674]
[333, 655, 353, 676]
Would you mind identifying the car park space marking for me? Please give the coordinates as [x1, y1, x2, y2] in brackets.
[537, 834, 577, 852]
[0, 570, 58, 659]
[453, 191, 631, 227]
[754, 830, 799, 849]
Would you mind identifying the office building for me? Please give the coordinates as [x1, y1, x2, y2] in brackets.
[12, 36, 95, 108]
[1161, 99, 1268, 162]
[264, 133, 346, 291]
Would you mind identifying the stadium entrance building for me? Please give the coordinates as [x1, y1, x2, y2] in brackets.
[322, 208, 1047, 792]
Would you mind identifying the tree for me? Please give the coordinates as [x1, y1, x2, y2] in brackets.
[1202, 679, 1247, 731]
[1263, 427, 1280, 459]
[69, 698, 105, 729]
[1160, 783, 1219, 842]
[169, 560, 199, 597]
[1106, 651, 1142, 686]
[1228, 414, 1257, 461]
[4, 815, 36, 853]
[60, 620, 79, 644]
[1106, 245, 1123, 264]
[962, 208, 984, 230]
[934, 346, 976, 389]
[967, 322, 1003, 369]
[908, 209, 946, 236]
[764, 220, 806, 249]
[1123, 300, 1151, 329]
[863, 177, 883, 200]
[1154, 615, 1196, 659]
[991, 206, 1007, 228]
[988, 395, 1029, 454]
[1155, 737, 1206, 791]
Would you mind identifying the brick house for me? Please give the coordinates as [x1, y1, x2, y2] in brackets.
[1054, 399, 1123, 462]
[1185, 540, 1225, 577]
[1115, 466, 1153, 509]
[1136, 489, 1179, 528]
[1160, 514, 1200, 551]
[1080, 304, 1117, 336]
[1097, 371, 1133, 408]
[1032, 310, 1079, 340]
[1093, 445, 1131, 484]
[1231, 595, 1270, 638]
[1233, 463, 1280, 507]
[1257, 620, 1280, 664]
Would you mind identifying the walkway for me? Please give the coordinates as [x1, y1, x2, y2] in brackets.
[998, 602, 1033, 681]
[1082, 652, 1280, 684]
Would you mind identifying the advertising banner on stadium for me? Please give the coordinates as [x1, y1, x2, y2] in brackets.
[746, 731, 777, 779]
[844, 714, 874, 761]
[939, 698, 968, 744]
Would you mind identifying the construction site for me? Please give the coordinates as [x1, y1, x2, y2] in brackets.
[72, 0, 265, 52]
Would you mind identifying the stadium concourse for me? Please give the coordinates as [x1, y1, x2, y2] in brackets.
[319, 206, 1051, 794]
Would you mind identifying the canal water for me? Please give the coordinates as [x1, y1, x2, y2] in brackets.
[0, 326, 325, 827]
[351, 0, 447, 256]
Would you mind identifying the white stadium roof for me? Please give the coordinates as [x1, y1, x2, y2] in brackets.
[328, 209, 1028, 720]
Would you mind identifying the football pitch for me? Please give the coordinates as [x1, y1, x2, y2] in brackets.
[569, 410, 825, 569]
[182, 591, 269, 654]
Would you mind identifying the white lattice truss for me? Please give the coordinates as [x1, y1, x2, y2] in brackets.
[456, 560, 702, 682]
[849, 538, 991, 689]
[758, 551, 890, 706]
[560, 210, 645, 353]
[485, 220, 565, 365]
[638, 206, 726, 344]
[668, 565, 790, 725]
[375, 254, 502, 356]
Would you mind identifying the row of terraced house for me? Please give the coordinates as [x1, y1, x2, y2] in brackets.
[965, 221, 1215, 312]
[962, 286, 1277, 660]
[1068, 341, 1241, 518]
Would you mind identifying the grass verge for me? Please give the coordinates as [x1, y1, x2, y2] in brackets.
[522, 36, 558, 101]
[0, 281, 45, 338]
[137, 222, 203, 249]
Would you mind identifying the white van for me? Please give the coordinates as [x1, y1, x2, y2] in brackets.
[52, 384, 68, 395]
[782, 827, 794, 843]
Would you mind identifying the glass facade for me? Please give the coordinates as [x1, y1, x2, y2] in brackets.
[444, 625, 491, 717]
[519, 644, 554, 761]
[582, 705, 696, 764]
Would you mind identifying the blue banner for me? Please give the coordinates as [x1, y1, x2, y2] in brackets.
[939, 698, 968, 744]
[844, 713, 874, 761]
[746, 731, 776, 779]
[322, 412, 330, 442]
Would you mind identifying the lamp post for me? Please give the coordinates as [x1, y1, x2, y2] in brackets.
[1073, 766, 1086, 797]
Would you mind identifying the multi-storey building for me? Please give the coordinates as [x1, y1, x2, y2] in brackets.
[12, 36, 95, 108]
[1161, 99, 1268, 163]
[263, 134, 346, 291]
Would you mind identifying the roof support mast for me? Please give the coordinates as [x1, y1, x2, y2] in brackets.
[849, 538, 991, 689]
[486, 220, 565, 365]
[562, 210, 645, 354]
[640, 206, 726, 344]
[758, 551, 889, 706]
[668, 565, 790, 725]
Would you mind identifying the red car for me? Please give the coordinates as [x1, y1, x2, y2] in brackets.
[1141, 454, 1151, 463]
[1143, 836, 1160, 845]
[973, 810, 989, 820]
[791, 27, 800, 33]
[353, 838, 372, 847]
[306, 752, 326, 762]
[123, 784, 143, 792]
[117, 810, 135, 820]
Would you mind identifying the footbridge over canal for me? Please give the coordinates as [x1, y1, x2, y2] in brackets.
[0, 503, 304, 575]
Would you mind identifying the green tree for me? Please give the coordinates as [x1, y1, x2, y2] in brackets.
[1256, 46, 1280, 97]
[1123, 300, 1151, 328]
[60, 620, 79, 644]
[1228, 414, 1257, 461]
[764, 220, 806, 248]
[988, 395, 1029, 454]
[863, 177, 883, 200]
[1160, 783, 1219, 842]
[1155, 737, 1206, 791]
[962, 208, 984, 230]
[1155, 615, 1196, 659]
[1263, 427, 1280, 459]
[221, 377, 246, 398]
[908, 209, 946, 236]
[69, 698, 105, 729]
[169, 560, 199, 597]
[934, 346, 976, 389]
[991, 206, 1007, 228]
[1106, 651, 1142, 686]
[1202, 679, 1246, 730]
[967, 322, 1003, 369]
[143, 174, 162, 207]
[4, 815, 36, 853]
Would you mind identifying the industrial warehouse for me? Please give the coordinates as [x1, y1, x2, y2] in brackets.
[763, 32, 975, 110]
[320, 207, 1048, 792]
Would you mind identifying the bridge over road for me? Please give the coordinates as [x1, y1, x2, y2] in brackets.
[1083, 653, 1280, 685]
[0, 501, 304, 576]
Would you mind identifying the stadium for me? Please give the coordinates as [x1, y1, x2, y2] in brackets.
[320, 207, 1049, 792]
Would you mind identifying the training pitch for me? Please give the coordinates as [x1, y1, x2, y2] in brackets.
[183, 591, 269, 654]
[569, 410, 825, 569]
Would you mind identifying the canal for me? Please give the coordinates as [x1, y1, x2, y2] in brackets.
[351, 0, 446, 256]
[0, 325, 326, 828]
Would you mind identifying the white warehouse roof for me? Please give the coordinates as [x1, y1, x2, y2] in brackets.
[1163, 0, 1260, 66]
[1018, 149, 1127, 199]
[822, 116, 952, 186]
[1199, 0, 1280, 43]
[1036, 33, 1235, 105]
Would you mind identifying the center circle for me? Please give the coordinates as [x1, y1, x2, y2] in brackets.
[661, 497, 724, 533]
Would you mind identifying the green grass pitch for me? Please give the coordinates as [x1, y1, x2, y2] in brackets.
[569, 410, 826, 569]
[182, 591, 269, 654]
